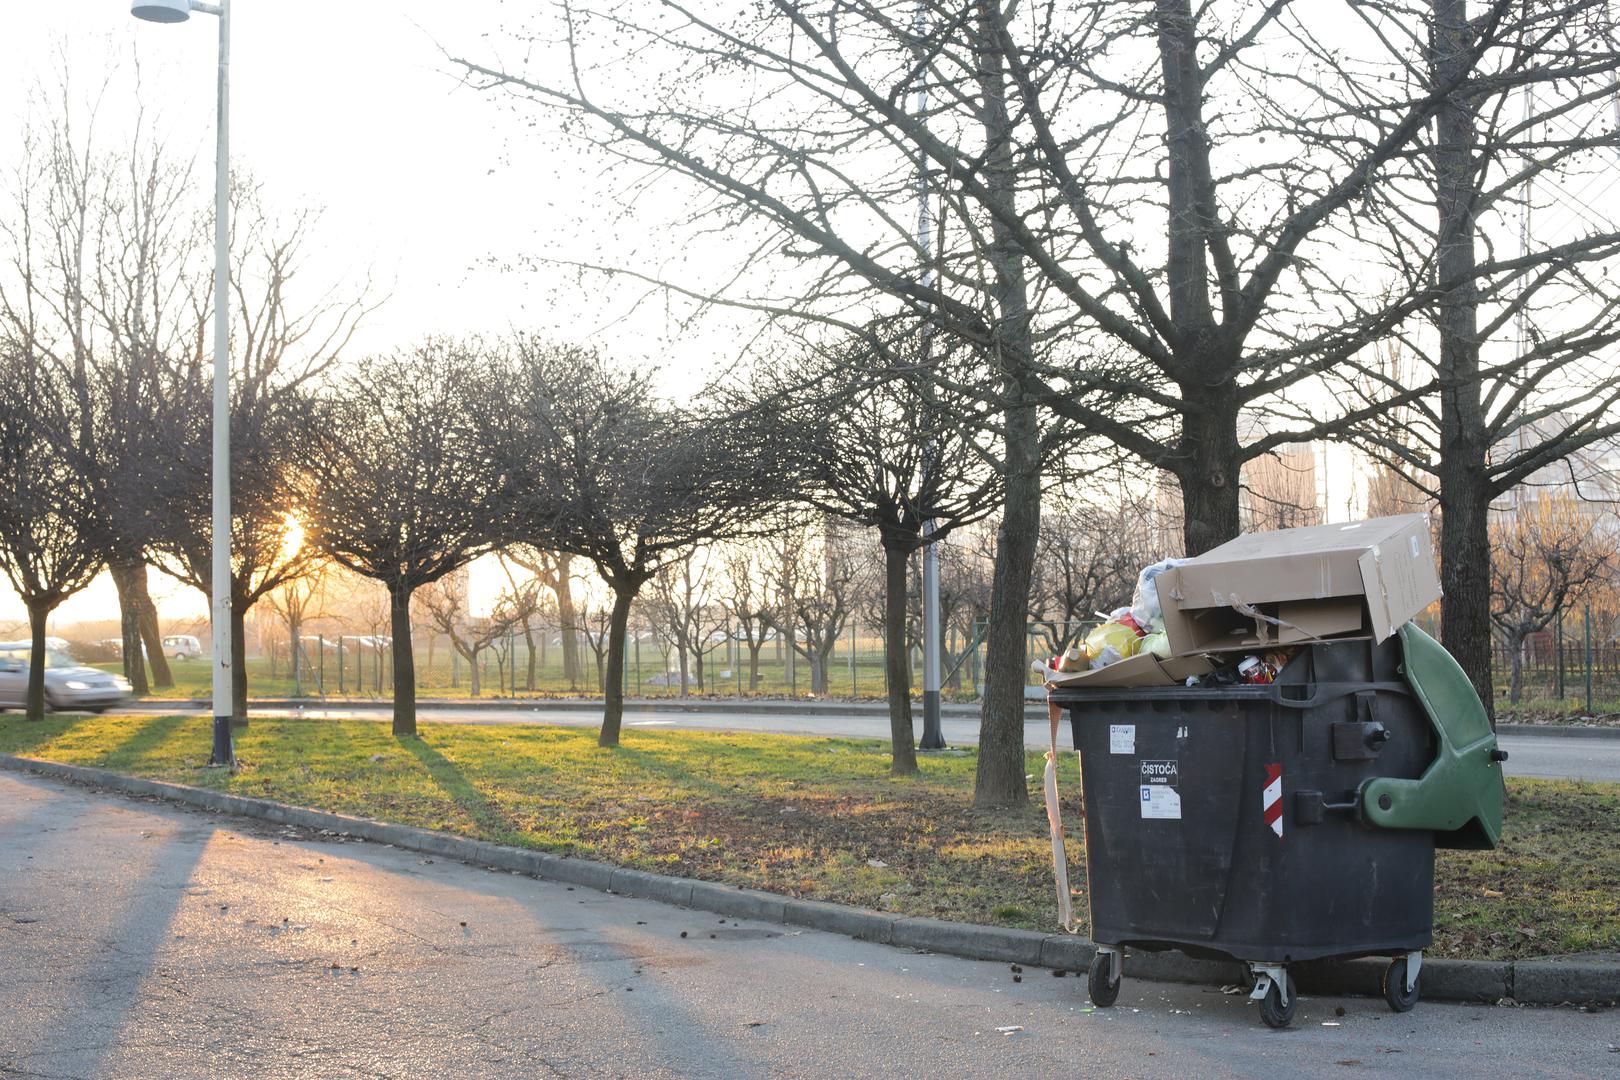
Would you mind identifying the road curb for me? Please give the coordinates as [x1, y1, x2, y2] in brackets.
[1495, 723, 1620, 740]
[3, 753, 1615, 1007]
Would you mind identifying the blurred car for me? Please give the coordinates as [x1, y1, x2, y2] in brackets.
[0, 642, 132, 713]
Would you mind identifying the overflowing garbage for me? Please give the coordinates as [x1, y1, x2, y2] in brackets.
[1033, 514, 1508, 1029]
[1033, 513, 1444, 691]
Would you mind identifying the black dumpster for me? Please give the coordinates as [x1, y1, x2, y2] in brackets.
[1050, 630, 1501, 1028]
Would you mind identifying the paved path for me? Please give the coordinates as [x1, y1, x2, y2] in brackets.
[125, 701, 1620, 784]
[2, 772, 1615, 1079]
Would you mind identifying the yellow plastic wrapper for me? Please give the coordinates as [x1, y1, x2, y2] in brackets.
[1084, 621, 1142, 667]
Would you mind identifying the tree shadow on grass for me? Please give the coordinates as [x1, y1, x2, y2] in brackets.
[0, 713, 86, 756]
[397, 734, 525, 841]
[610, 743, 786, 806]
[96, 713, 192, 770]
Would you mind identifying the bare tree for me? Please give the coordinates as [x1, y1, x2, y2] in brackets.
[267, 557, 336, 696]
[485, 338, 790, 746]
[0, 73, 197, 695]
[506, 546, 582, 689]
[648, 548, 732, 695]
[768, 519, 857, 697]
[753, 332, 1003, 771]
[302, 341, 500, 735]
[497, 554, 545, 692]
[718, 543, 774, 692]
[1343, 0, 1620, 711]
[573, 601, 615, 692]
[1490, 495, 1615, 704]
[1029, 491, 1160, 658]
[146, 182, 370, 720]
[417, 570, 521, 698]
[0, 345, 104, 720]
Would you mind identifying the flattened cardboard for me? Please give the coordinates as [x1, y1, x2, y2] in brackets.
[1046, 652, 1215, 689]
[1160, 514, 1440, 655]
[1160, 594, 1367, 654]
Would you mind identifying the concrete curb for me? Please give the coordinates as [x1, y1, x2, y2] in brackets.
[2, 753, 1615, 1007]
[146, 699, 1620, 738]
[1496, 723, 1620, 740]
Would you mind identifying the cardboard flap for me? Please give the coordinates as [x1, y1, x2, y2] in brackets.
[1047, 653, 1214, 689]
[1276, 597, 1366, 643]
[1359, 547, 1397, 642]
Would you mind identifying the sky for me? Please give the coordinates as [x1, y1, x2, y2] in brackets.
[0, 0, 752, 630]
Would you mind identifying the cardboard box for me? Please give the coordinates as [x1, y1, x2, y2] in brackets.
[1046, 652, 1215, 689]
[1160, 514, 1440, 656]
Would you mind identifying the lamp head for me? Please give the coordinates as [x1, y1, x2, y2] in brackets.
[131, 0, 192, 23]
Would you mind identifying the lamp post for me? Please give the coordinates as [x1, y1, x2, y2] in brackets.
[912, 0, 945, 751]
[132, 0, 234, 767]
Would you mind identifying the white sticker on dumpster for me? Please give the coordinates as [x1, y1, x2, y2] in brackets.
[1110, 725, 1135, 754]
[1140, 759, 1181, 820]
[1140, 785, 1182, 819]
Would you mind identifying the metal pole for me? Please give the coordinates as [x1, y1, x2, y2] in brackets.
[318, 634, 324, 698]
[914, 0, 944, 750]
[338, 636, 345, 695]
[207, 0, 234, 766]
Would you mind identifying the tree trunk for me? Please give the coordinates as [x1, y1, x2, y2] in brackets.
[556, 553, 581, 688]
[523, 620, 536, 691]
[109, 558, 149, 696]
[25, 600, 51, 722]
[1176, 398, 1243, 555]
[230, 601, 249, 726]
[390, 584, 418, 736]
[676, 633, 691, 696]
[290, 613, 303, 696]
[970, 1, 1040, 807]
[1432, 0, 1495, 720]
[469, 646, 482, 697]
[976, 405, 1040, 807]
[133, 568, 173, 688]
[783, 601, 797, 692]
[693, 647, 706, 693]
[748, 641, 762, 691]
[599, 583, 638, 747]
[809, 651, 827, 696]
[883, 539, 918, 776]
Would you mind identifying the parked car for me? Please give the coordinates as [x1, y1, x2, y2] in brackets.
[0, 642, 131, 713]
[162, 634, 203, 661]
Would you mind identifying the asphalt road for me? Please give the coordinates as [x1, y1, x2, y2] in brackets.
[130, 700, 1620, 784]
[3, 772, 1616, 1080]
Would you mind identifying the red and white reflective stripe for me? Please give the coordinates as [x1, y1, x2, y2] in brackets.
[1262, 763, 1283, 838]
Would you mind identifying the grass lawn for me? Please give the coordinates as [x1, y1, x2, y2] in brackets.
[0, 712, 1613, 963]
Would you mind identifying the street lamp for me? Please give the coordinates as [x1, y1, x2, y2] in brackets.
[132, 0, 234, 767]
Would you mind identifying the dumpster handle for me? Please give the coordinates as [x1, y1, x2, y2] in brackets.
[1266, 680, 1410, 710]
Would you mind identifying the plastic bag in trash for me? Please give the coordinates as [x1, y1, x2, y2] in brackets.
[1140, 631, 1171, 659]
[1084, 622, 1141, 668]
[1130, 557, 1191, 632]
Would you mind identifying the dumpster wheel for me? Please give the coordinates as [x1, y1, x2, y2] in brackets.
[1258, 978, 1296, 1029]
[1382, 955, 1421, 1013]
[1087, 950, 1121, 1007]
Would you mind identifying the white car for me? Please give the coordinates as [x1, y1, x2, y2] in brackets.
[0, 643, 131, 713]
[162, 634, 203, 661]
